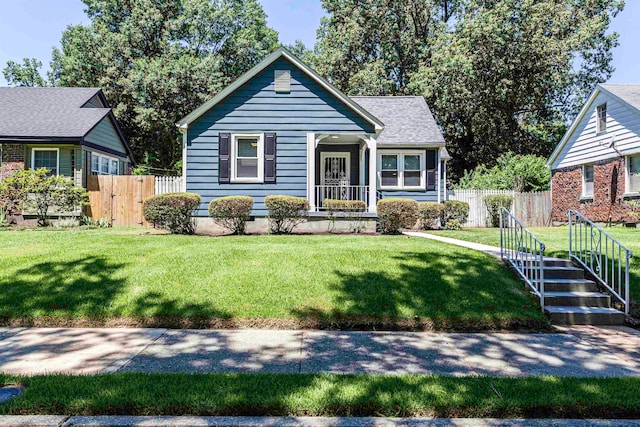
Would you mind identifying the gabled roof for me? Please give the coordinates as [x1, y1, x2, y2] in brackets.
[546, 83, 640, 168]
[0, 87, 111, 138]
[177, 47, 384, 131]
[351, 96, 445, 146]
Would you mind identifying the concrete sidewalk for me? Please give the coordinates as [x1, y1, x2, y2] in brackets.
[0, 326, 638, 377]
[403, 232, 502, 258]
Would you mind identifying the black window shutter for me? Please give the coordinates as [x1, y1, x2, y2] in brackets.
[264, 132, 277, 183]
[426, 150, 437, 191]
[219, 133, 231, 184]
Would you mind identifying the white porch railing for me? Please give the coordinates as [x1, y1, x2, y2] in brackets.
[568, 210, 633, 314]
[500, 207, 546, 308]
[314, 185, 369, 210]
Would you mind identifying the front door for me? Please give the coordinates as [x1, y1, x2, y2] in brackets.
[320, 152, 350, 203]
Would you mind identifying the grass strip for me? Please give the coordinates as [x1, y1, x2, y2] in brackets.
[1, 373, 640, 418]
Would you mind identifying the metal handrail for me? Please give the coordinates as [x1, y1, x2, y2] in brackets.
[568, 210, 633, 314]
[500, 207, 546, 309]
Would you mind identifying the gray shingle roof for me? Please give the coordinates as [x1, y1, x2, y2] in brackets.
[600, 84, 640, 112]
[351, 96, 445, 146]
[0, 87, 110, 138]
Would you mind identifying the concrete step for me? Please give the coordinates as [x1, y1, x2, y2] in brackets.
[544, 306, 625, 325]
[544, 291, 611, 307]
[523, 257, 576, 268]
[537, 279, 598, 292]
[543, 266, 585, 280]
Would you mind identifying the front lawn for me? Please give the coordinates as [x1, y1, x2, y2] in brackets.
[1, 373, 640, 418]
[0, 229, 545, 330]
[428, 226, 640, 316]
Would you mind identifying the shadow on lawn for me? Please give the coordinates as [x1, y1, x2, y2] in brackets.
[0, 256, 231, 327]
[292, 251, 548, 331]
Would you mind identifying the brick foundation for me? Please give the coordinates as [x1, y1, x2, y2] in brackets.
[1, 144, 25, 179]
[552, 157, 639, 223]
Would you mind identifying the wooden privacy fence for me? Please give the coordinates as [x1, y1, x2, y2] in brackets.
[86, 176, 155, 227]
[447, 189, 552, 228]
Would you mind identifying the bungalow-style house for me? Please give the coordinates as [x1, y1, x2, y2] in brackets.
[547, 84, 640, 223]
[0, 87, 134, 185]
[178, 48, 449, 225]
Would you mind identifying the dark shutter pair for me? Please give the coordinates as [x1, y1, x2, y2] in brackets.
[218, 132, 276, 184]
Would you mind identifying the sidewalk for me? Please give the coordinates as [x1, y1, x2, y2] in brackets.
[0, 326, 638, 377]
[403, 232, 502, 258]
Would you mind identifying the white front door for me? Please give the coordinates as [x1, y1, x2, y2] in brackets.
[320, 152, 350, 186]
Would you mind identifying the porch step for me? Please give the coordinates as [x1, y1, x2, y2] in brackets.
[543, 266, 585, 280]
[544, 306, 625, 325]
[537, 279, 598, 292]
[523, 257, 576, 268]
[544, 291, 610, 307]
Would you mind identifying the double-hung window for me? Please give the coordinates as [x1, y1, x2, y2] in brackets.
[582, 164, 594, 198]
[91, 153, 119, 175]
[626, 154, 640, 194]
[231, 134, 263, 183]
[378, 150, 436, 190]
[596, 103, 607, 133]
[31, 148, 59, 176]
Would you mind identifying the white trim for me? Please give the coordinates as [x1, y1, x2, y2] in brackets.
[319, 152, 351, 186]
[596, 103, 608, 134]
[90, 152, 120, 175]
[582, 163, 594, 198]
[626, 153, 640, 195]
[176, 48, 384, 132]
[230, 133, 264, 183]
[307, 133, 316, 211]
[367, 137, 377, 213]
[437, 158, 441, 203]
[181, 128, 187, 191]
[31, 147, 59, 176]
[377, 149, 426, 191]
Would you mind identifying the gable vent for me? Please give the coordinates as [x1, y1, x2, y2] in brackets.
[274, 70, 291, 93]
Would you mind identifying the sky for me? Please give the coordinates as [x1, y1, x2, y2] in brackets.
[0, 0, 638, 86]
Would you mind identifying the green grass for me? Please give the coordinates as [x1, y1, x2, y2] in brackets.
[0, 228, 546, 330]
[1, 373, 640, 418]
[428, 226, 640, 316]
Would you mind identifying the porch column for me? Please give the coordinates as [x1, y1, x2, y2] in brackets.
[367, 136, 377, 214]
[437, 155, 441, 204]
[306, 133, 316, 211]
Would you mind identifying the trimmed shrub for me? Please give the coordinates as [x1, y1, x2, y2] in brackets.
[445, 219, 462, 230]
[143, 192, 200, 234]
[324, 199, 367, 233]
[208, 196, 253, 235]
[377, 198, 419, 234]
[418, 202, 445, 230]
[444, 200, 469, 225]
[484, 194, 514, 227]
[264, 195, 309, 234]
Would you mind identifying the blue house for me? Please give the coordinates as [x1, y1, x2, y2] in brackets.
[178, 48, 449, 219]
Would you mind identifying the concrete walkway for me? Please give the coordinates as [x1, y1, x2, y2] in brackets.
[0, 327, 639, 377]
[403, 232, 502, 258]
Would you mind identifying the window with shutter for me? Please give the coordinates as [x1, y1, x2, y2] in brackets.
[229, 134, 264, 183]
[377, 149, 437, 190]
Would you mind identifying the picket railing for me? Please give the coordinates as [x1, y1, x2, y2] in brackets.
[155, 176, 184, 194]
[500, 208, 546, 308]
[314, 185, 369, 211]
[568, 210, 633, 314]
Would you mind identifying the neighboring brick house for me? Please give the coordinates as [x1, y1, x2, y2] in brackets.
[547, 84, 640, 224]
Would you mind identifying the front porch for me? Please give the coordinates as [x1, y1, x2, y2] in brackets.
[307, 133, 377, 213]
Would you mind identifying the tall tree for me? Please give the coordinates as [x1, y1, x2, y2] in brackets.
[3, 58, 47, 87]
[44, 0, 278, 170]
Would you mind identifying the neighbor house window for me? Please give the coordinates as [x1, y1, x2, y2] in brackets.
[31, 148, 59, 176]
[627, 154, 640, 194]
[91, 153, 119, 175]
[378, 150, 436, 190]
[231, 134, 263, 183]
[597, 103, 607, 133]
[582, 164, 594, 198]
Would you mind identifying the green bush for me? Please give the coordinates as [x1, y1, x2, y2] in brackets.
[208, 196, 253, 235]
[0, 168, 88, 226]
[264, 195, 309, 234]
[418, 202, 445, 230]
[444, 219, 462, 230]
[324, 199, 367, 233]
[484, 194, 514, 227]
[143, 192, 201, 234]
[377, 198, 419, 234]
[443, 200, 469, 225]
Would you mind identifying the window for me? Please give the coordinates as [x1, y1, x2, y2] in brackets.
[274, 70, 291, 93]
[627, 154, 640, 194]
[31, 148, 59, 176]
[597, 103, 607, 133]
[91, 153, 119, 175]
[378, 150, 436, 190]
[582, 164, 594, 198]
[231, 134, 263, 183]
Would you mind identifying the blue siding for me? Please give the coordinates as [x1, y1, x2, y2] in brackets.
[186, 57, 375, 216]
[85, 116, 128, 158]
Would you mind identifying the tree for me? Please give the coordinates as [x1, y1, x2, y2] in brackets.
[2, 58, 47, 87]
[43, 0, 278, 171]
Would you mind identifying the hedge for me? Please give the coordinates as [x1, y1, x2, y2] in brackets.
[208, 196, 253, 235]
[377, 198, 419, 234]
[264, 195, 309, 234]
[143, 192, 201, 234]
